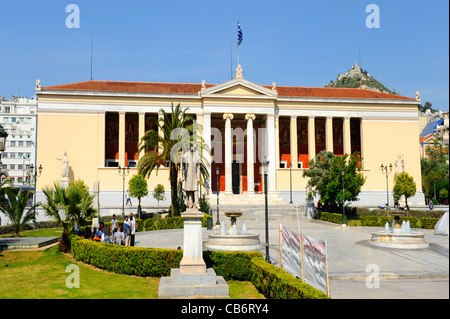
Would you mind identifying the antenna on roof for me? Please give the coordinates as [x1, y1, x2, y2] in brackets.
[90, 35, 93, 81]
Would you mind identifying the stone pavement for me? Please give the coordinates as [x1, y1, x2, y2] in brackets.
[135, 217, 449, 299]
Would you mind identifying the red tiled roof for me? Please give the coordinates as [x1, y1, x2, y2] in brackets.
[41, 80, 416, 100]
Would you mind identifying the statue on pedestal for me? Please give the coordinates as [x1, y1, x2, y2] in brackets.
[56, 151, 69, 178]
[182, 146, 200, 209]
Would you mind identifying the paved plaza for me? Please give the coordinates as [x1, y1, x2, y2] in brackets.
[135, 217, 449, 299]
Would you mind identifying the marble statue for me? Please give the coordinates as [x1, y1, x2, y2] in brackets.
[182, 146, 200, 209]
[56, 151, 69, 178]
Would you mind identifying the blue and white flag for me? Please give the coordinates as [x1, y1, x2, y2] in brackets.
[237, 21, 243, 46]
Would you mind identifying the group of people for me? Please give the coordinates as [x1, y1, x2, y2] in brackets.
[87, 213, 138, 247]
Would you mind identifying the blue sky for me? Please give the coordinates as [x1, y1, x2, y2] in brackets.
[0, 0, 448, 111]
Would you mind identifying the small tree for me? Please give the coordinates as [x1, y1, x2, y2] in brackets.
[129, 174, 148, 218]
[153, 184, 166, 207]
[0, 189, 38, 237]
[393, 172, 417, 209]
[302, 151, 366, 213]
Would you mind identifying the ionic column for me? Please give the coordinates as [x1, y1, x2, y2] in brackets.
[158, 111, 164, 156]
[360, 118, 366, 168]
[223, 113, 234, 194]
[202, 112, 212, 192]
[308, 116, 316, 162]
[266, 114, 276, 192]
[119, 111, 126, 167]
[290, 115, 298, 169]
[245, 113, 256, 193]
[138, 112, 145, 160]
[343, 117, 351, 155]
[326, 116, 333, 153]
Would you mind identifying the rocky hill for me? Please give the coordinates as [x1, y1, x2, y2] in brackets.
[325, 61, 397, 95]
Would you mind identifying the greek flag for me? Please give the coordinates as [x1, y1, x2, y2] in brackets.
[237, 21, 243, 46]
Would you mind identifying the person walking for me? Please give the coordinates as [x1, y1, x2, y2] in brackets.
[126, 190, 132, 206]
[429, 199, 434, 210]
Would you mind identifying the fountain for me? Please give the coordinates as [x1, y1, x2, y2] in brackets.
[204, 211, 262, 251]
[369, 211, 429, 249]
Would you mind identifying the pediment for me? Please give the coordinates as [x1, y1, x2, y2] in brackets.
[199, 78, 277, 99]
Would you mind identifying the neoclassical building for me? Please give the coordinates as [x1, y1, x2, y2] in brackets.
[35, 66, 425, 208]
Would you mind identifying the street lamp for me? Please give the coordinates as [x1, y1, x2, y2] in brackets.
[216, 166, 220, 226]
[262, 157, 271, 264]
[380, 163, 393, 210]
[341, 168, 346, 226]
[0, 124, 8, 154]
[118, 165, 130, 218]
[31, 164, 43, 228]
[289, 162, 293, 204]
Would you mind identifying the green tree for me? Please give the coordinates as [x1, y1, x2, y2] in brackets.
[129, 174, 148, 218]
[0, 189, 38, 237]
[153, 184, 166, 207]
[421, 136, 449, 200]
[302, 151, 366, 213]
[138, 103, 210, 216]
[393, 172, 417, 208]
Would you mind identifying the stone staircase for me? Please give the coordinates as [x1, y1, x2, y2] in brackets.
[206, 193, 305, 221]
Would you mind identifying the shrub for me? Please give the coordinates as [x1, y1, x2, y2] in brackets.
[250, 257, 329, 299]
[70, 237, 328, 299]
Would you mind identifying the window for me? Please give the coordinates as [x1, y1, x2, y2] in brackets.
[3, 117, 9, 123]
[9, 164, 15, 170]
[10, 141, 16, 147]
[18, 141, 24, 147]
[5, 107, 10, 113]
[12, 117, 16, 123]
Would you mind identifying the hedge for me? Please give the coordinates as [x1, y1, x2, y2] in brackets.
[320, 212, 439, 229]
[70, 236, 329, 299]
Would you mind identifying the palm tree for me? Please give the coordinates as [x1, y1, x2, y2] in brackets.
[41, 182, 97, 233]
[41, 182, 97, 252]
[138, 103, 210, 216]
[0, 188, 38, 237]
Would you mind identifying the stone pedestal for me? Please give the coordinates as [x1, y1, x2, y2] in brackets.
[158, 208, 229, 298]
[60, 177, 69, 189]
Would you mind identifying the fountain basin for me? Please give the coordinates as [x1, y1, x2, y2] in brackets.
[204, 233, 262, 251]
[370, 231, 429, 249]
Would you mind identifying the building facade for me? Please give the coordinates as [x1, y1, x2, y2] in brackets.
[35, 67, 425, 209]
[0, 96, 37, 185]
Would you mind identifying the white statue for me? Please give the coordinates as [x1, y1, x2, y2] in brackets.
[201, 80, 206, 90]
[182, 146, 200, 209]
[395, 154, 404, 175]
[56, 151, 69, 178]
[35, 79, 41, 90]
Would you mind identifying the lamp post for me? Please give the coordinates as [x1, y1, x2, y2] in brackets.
[118, 165, 130, 218]
[262, 157, 271, 264]
[0, 125, 7, 166]
[216, 166, 220, 226]
[289, 162, 293, 204]
[341, 168, 346, 226]
[380, 163, 393, 210]
[30, 164, 43, 229]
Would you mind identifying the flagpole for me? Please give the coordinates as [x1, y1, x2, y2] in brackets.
[237, 19, 240, 66]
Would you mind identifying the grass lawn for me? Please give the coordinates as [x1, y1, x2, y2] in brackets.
[0, 246, 265, 299]
[0, 228, 63, 238]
